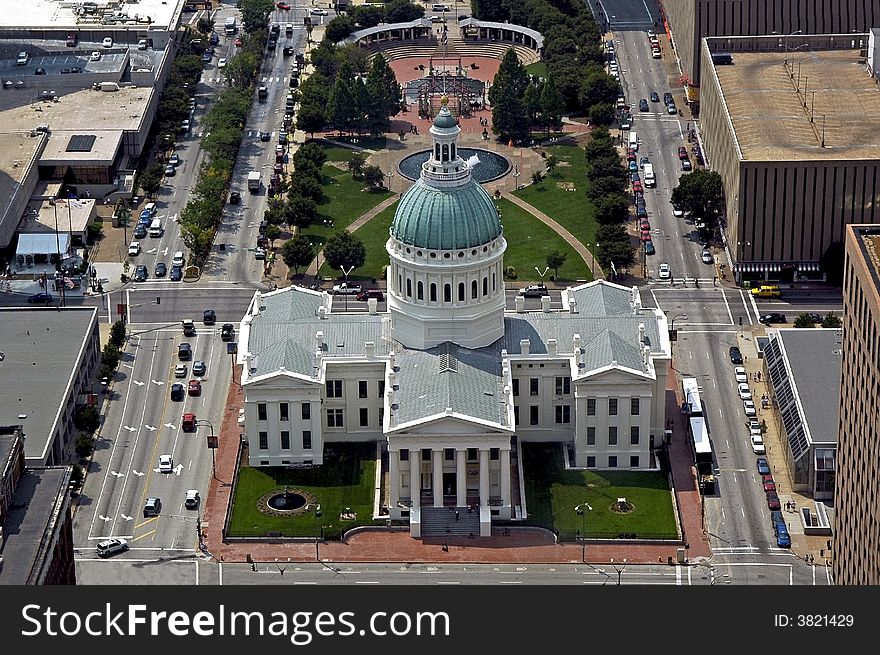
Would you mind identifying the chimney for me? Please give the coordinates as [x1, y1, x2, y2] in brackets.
[632, 286, 642, 312]
[541, 295, 551, 312]
[316, 330, 324, 351]
[547, 338, 558, 355]
[573, 333, 581, 352]
[317, 306, 327, 319]
[365, 341, 376, 358]
[569, 296, 578, 313]
[251, 292, 261, 316]
[245, 352, 252, 371]
[515, 295, 525, 312]
[638, 323, 646, 345]
[643, 344, 651, 366]
[314, 350, 323, 369]
[367, 298, 378, 314]
[390, 352, 397, 370]
[520, 338, 530, 355]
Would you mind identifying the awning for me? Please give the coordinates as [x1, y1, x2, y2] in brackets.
[16, 232, 70, 255]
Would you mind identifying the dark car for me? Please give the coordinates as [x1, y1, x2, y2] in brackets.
[170, 383, 185, 401]
[644, 240, 655, 255]
[729, 346, 743, 364]
[663, 92, 673, 104]
[639, 98, 649, 112]
[133, 224, 147, 239]
[766, 491, 781, 510]
[259, 131, 271, 142]
[759, 312, 787, 325]
[35, 67, 46, 75]
[155, 262, 167, 277]
[756, 457, 771, 476]
[27, 292, 53, 304]
[229, 191, 241, 205]
[650, 91, 660, 102]
[178, 342, 192, 360]
[678, 146, 689, 160]
[283, 45, 294, 56]
[356, 289, 385, 302]
[203, 309, 216, 325]
[519, 285, 550, 298]
[170, 266, 183, 281]
[188, 379, 202, 396]
[630, 172, 640, 183]
[221, 323, 235, 341]
[133, 265, 148, 282]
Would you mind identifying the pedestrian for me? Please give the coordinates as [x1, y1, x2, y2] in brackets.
[445, 525, 450, 533]
[455, 510, 460, 522]
[442, 541, 449, 552]
[744, 355, 748, 363]
[468, 532, 474, 539]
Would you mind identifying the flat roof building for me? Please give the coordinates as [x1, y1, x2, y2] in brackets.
[698, 34, 880, 280]
[834, 224, 880, 585]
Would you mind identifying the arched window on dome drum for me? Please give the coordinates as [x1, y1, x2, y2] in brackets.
[444, 283, 451, 302]
[398, 274, 402, 293]
[458, 282, 465, 302]
[430, 283, 437, 302]
[451, 143, 456, 160]
[434, 144, 440, 160]
[471, 280, 478, 299]
[417, 281, 424, 300]
[406, 278, 412, 297]
[442, 144, 449, 162]
[492, 272, 497, 291]
[483, 277, 488, 296]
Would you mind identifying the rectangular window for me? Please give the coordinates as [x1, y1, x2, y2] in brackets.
[445, 448, 455, 461]
[421, 448, 431, 461]
[586, 456, 596, 468]
[631, 397, 640, 415]
[359, 407, 369, 427]
[302, 430, 312, 449]
[280, 430, 290, 450]
[608, 455, 618, 468]
[608, 426, 618, 445]
[512, 379, 519, 396]
[399, 449, 409, 461]
[555, 376, 571, 395]
[514, 405, 520, 425]
[258, 431, 268, 450]
[587, 398, 596, 415]
[529, 405, 539, 425]
[279, 403, 289, 421]
[630, 455, 640, 468]
[358, 380, 368, 398]
[467, 448, 477, 461]
[327, 408, 344, 427]
[378, 380, 385, 397]
[257, 403, 267, 421]
[555, 405, 571, 424]
[530, 378, 539, 396]
[608, 398, 618, 416]
[301, 402, 311, 420]
[630, 426, 640, 445]
[326, 380, 342, 398]
[490, 448, 499, 460]
[587, 426, 596, 445]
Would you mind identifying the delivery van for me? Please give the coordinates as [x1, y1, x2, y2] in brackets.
[148, 218, 163, 237]
[628, 131, 638, 151]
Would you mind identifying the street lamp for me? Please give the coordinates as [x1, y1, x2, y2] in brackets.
[585, 243, 600, 280]
[195, 419, 217, 479]
[670, 313, 688, 333]
[534, 266, 549, 288]
[575, 503, 592, 562]
[385, 171, 394, 194]
[340, 264, 354, 312]
[736, 241, 751, 284]
[783, 29, 802, 68]
[610, 558, 627, 585]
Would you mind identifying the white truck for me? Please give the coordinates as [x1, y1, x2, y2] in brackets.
[643, 163, 656, 187]
[224, 17, 237, 35]
[247, 171, 261, 192]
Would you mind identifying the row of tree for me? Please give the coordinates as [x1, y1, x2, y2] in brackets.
[476, 0, 619, 123]
[323, 0, 426, 43]
[489, 49, 563, 144]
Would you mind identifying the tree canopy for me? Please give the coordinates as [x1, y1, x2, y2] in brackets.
[323, 231, 367, 272]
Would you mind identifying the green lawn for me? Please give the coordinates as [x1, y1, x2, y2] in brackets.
[523, 443, 678, 541]
[227, 444, 380, 540]
[319, 201, 397, 281]
[525, 61, 547, 78]
[514, 145, 599, 257]
[494, 198, 589, 282]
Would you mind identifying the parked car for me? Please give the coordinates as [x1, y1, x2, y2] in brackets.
[677, 146, 689, 160]
[168, 153, 180, 166]
[756, 457, 771, 475]
[734, 366, 747, 383]
[229, 191, 241, 204]
[128, 241, 141, 256]
[90, 51, 101, 61]
[763, 477, 776, 492]
[701, 248, 713, 264]
[254, 247, 267, 259]
[102, 37, 113, 48]
[332, 283, 362, 295]
[681, 158, 692, 171]
[218, 58, 227, 68]
[185, 490, 200, 509]
[165, 164, 176, 176]
[356, 289, 385, 302]
[277, 1, 291, 8]
[737, 382, 752, 400]
[644, 240, 655, 255]
[639, 156, 650, 170]
[672, 204, 684, 217]
[750, 434, 766, 454]
[628, 160, 638, 172]
[743, 399, 757, 416]
[759, 313, 787, 325]
[519, 285, 549, 297]
[766, 491, 781, 510]
[27, 292, 53, 304]
[310, 7, 328, 15]
[96, 538, 128, 557]
[133, 224, 147, 239]
[729, 346, 743, 364]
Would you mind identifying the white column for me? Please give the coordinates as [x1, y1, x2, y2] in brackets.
[501, 448, 511, 508]
[479, 448, 490, 506]
[433, 449, 443, 507]
[410, 449, 420, 507]
[456, 449, 467, 507]
[389, 450, 399, 512]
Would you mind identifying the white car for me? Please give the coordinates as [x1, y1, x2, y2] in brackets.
[185, 489, 200, 509]
[102, 37, 113, 48]
[90, 51, 101, 61]
[750, 434, 766, 454]
[734, 366, 747, 383]
[672, 204, 684, 217]
[158, 454, 173, 473]
[174, 363, 188, 378]
[96, 538, 128, 557]
[254, 246, 266, 259]
[701, 249, 714, 264]
[127, 241, 140, 256]
[310, 7, 328, 15]
[743, 399, 757, 416]
[738, 382, 752, 400]
[658, 263, 671, 279]
[218, 57, 227, 68]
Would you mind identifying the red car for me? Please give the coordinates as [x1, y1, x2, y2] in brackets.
[763, 479, 776, 492]
[276, 1, 291, 9]
[356, 289, 384, 302]
[632, 181, 643, 194]
[640, 230, 652, 241]
[188, 379, 202, 396]
[678, 146, 689, 160]
[235, 37, 243, 47]
[626, 149, 636, 162]
[766, 491, 781, 510]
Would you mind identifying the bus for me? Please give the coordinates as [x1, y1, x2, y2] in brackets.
[681, 376, 715, 491]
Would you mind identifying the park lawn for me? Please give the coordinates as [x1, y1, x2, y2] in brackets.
[514, 145, 599, 252]
[494, 198, 589, 283]
[525, 61, 547, 78]
[522, 443, 678, 540]
[227, 444, 380, 540]
[318, 201, 397, 281]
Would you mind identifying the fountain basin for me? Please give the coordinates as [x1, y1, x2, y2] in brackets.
[398, 148, 511, 184]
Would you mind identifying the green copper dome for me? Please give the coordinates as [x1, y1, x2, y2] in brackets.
[391, 177, 502, 250]
[433, 108, 458, 129]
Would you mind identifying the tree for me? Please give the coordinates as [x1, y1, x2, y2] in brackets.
[385, 0, 425, 22]
[821, 313, 842, 328]
[540, 75, 563, 133]
[239, 0, 274, 34]
[365, 54, 401, 135]
[283, 194, 318, 229]
[323, 230, 366, 272]
[197, 16, 215, 35]
[596, 223, 634, 269]
[324, 15, 356, 43]
[586, 173, 627, 202]
[545, 154, 559, 175]
[593, 193, 630, 225]
[327, 75, 355, 133]
[523, 81, 543, 128]
[282, 233, 315, 275]
[353, 4, 385, 28]
[546, 250, 567, 278]
[297, 101, 327, 136]
[292, 142, 327, 170]
[110, 320, 126, 349]
[74, 405, 100, 434]
[670, 170, 725, 222]
[264, 224, 282, 246]
[489, 49, 530, 143]
[351, 76, 370, 135]
[139, 163, 164, 198]
[75, 433, 96, 459]
[587, 102, 615, 126]
[794, 313, 817, 328]
[100, 342, 120, 376]
[362, 164, 385, 190]
[348, 153, 367, 179]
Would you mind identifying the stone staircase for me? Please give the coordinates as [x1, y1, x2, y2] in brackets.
[420, 506, 480, 537]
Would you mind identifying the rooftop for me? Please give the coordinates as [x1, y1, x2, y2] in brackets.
[0, 0, 182, 30]
[851, 225, 880, 291]
[19, 197, 97, 234]
[0, 308, 98, 462]
[712, 48, 880, 161]
[0, 465, 70, 585]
